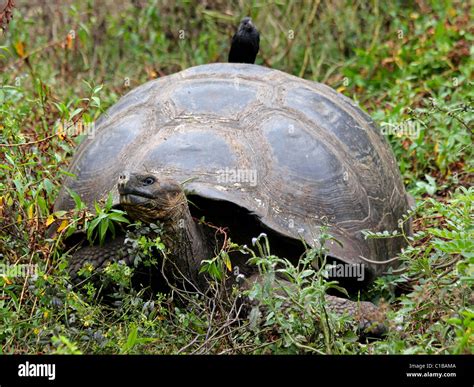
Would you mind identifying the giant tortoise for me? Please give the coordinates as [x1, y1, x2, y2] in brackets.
[54, 63, 412, 330]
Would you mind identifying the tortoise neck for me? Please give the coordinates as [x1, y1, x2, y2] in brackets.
[160, 200, 209, 288]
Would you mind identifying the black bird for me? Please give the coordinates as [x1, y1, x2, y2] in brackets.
[228, 17, 260, 64]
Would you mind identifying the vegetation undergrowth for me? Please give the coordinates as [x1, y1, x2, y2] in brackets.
[0, 1, 472, 354]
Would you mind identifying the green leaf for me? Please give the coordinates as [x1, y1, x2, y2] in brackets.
[221, 251, 232, 272]
[99, 218, 109, 246]
[36, 196, 47, 216]
[199, 263, 209, 274]
[122, 323, 138, 353]
[300, 270, 314, 279]
[87, 217, 101, 242]
[69, 108, 83, 120]
[43, 178, 55, 196]
[93, 85, 103, 94]
[66, 187, 85, 210]
[108, 212, 130, 223]
[59, 169, 77, 178]
[0, 163, 13, 171]
[105, 192, 113, 211]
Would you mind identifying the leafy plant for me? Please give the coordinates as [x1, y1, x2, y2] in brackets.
[0, 0, 471, 355]
[85, 193, 129, 246]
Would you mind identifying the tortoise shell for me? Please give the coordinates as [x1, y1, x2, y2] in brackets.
[55, 63, 412, 278]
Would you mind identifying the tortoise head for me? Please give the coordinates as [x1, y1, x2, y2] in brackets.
[118, 172, 186, 223]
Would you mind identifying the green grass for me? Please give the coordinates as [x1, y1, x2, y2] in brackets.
[0, 0, 472, 354]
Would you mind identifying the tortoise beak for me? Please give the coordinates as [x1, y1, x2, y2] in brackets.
[118, 172, 130, 192]
[118, 172, 140, 203]
[117, 172, 156, 204]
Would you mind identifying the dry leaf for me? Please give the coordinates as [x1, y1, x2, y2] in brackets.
[57, 220, 68, 232]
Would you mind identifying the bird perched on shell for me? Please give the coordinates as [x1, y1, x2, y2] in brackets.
[228, 17, 260, 64]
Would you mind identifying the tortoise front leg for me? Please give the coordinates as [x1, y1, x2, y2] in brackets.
[68, 236, 134, 283]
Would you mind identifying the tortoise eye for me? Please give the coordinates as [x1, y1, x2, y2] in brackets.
[143, 177, 155, 186]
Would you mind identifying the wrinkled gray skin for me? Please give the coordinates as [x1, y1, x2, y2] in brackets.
[118, 172, 210, 289]
[56, 63, 413, 336]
